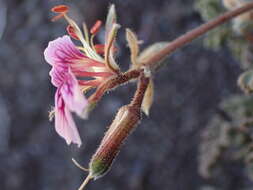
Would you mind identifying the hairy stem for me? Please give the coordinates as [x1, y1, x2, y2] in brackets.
[88, 69, 141, 103]
[144, 2, 253, 67]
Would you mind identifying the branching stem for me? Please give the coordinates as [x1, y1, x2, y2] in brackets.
[89, 2, 253, 104]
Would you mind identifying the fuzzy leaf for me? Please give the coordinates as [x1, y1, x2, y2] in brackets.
[126, 28, 139, 66]
[141, 79, 154, 116]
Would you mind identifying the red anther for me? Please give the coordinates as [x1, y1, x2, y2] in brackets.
[90, 20, 102, 35]
[67, 25, 79, 40]
[51, 5, 69, 13]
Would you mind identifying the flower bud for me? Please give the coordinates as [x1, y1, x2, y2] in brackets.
[89, 105, 141, 179]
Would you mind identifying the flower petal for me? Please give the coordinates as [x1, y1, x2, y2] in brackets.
[44, 35, 85, 66]
[60, 69, 88, 118]
[49, 66, 68, 87]
[54, 89, 82, 147]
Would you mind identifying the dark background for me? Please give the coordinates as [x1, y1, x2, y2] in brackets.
[0, 0, 241, 189]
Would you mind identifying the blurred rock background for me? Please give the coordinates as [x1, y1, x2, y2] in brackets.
[0, 0, 244, 189]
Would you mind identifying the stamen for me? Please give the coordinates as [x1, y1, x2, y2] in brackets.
[51, 5, 69, 13]
[79, 80, 101, 87]
[67, 25, 80, 40]
[94, 44, 105, 54]
[81, 86, 93, 93]
[63, 15, 103, 61]
[90, 35, 96, 52]
[82, 22, 90, 42]
[51, 13, 65, 22]
[73, 71, 113, 78]
[90, 20, 102, 35]
[94, 44, 117, 55]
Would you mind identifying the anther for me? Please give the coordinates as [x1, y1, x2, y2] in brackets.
[51, 5, 69, 13]
[51, 13, 65, 22]
[67, 25, 80, 40]
[90, 20, 102, 35]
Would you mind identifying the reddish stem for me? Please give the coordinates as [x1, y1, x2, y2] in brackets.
[144, 2, 253, 67]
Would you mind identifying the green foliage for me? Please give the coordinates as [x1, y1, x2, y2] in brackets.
[195, 0, 224, 20]
[199, 95, 253, 188]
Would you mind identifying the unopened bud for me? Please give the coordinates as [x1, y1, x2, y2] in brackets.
[90, 105, 141, 179]
[89, 72, 149, 179]
[77, 105, 141, 190]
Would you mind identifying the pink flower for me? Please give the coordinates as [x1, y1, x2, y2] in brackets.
[45, 36, 114, 89]
[44, 35, 115, 146]
[44, 36, 88, 147]
[44, 35, 86, 68]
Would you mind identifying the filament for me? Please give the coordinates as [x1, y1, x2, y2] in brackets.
[72, 158, 89, 172]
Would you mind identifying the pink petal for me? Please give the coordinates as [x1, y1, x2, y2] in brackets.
[49, 66, 68, 87]
[60, 69, 88, 118]
[55, 89, 82, 147]
[44, 35, 85, 67]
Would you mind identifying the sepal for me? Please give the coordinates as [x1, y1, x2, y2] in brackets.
[126, 28, 139, 66]
[141, 79, 154, 116]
